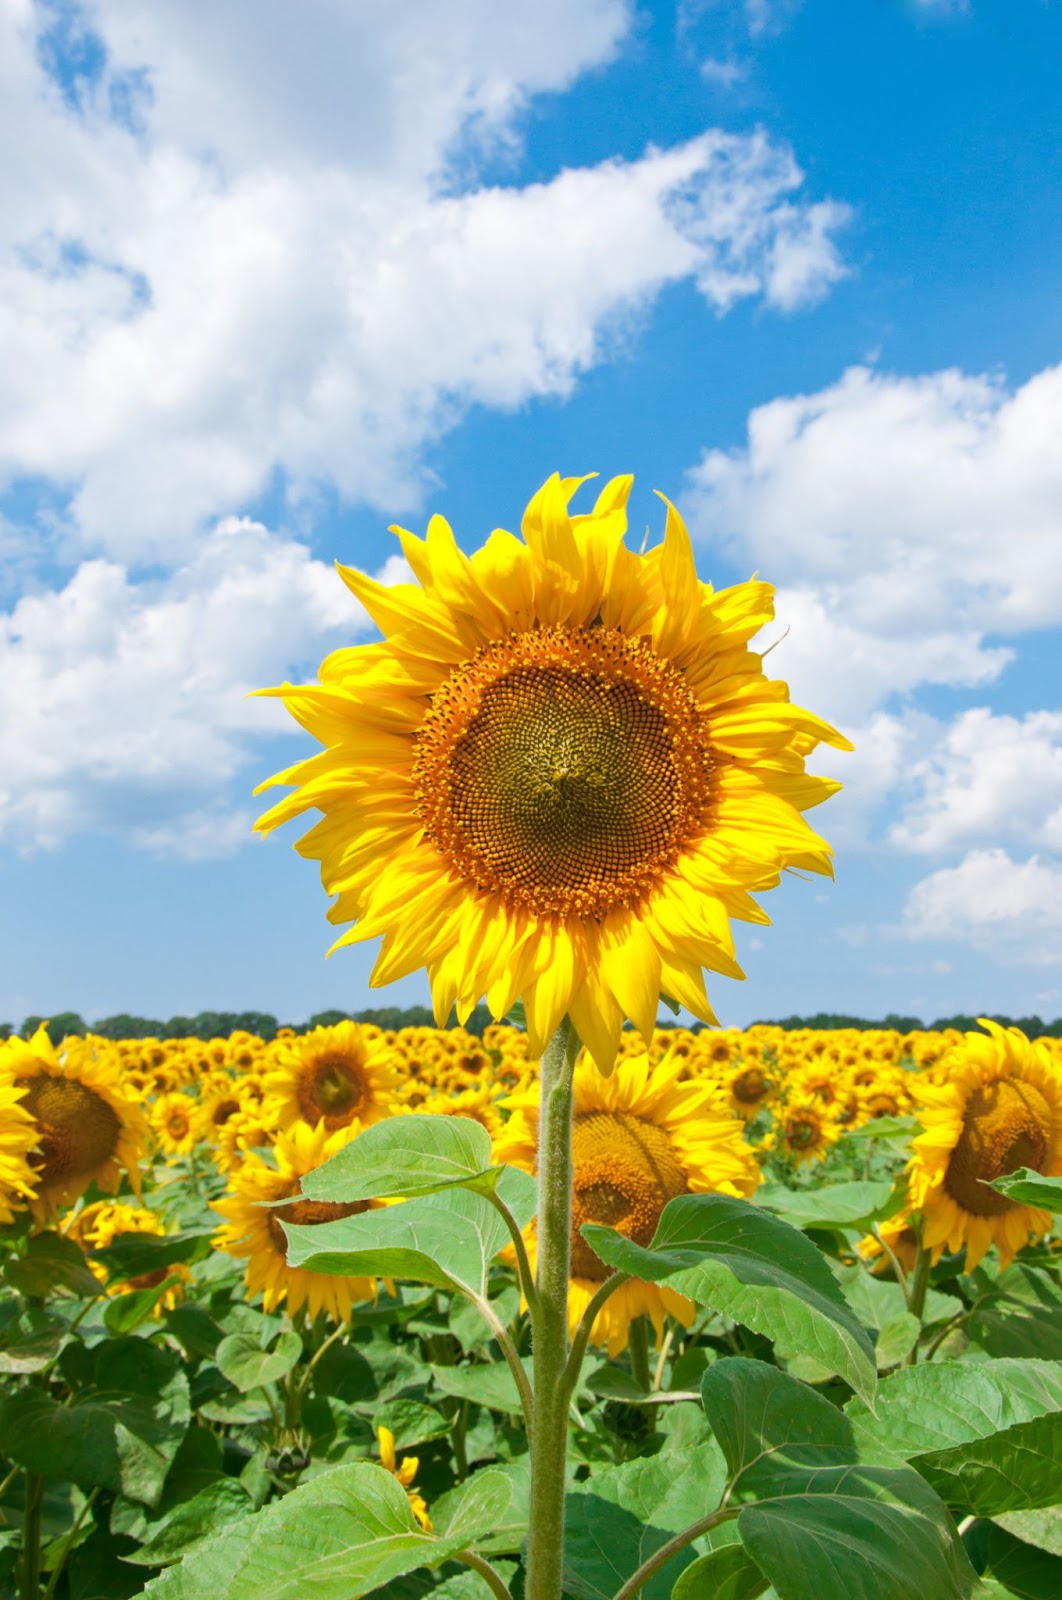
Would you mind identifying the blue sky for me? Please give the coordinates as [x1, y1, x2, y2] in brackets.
[3, 0, 1062, 1031]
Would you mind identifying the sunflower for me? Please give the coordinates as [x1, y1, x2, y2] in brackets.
[769, 1096, 841, 1166]
[262, 1020, 399, 1133]
[213, 1120, 377, 1321]
[151, 1091, 203, 1157]
[66, 1199, 190, 1311]
[0, 1081, 39, 1224]
[255, 474, 848, 1074]
[723, 1061, 776, 1121]
[907, 1020, 1062, 1271]
[494, 1049, 760, 1355]
[377, 1426, 431, 1530]
[0, 1027, 148, 1218]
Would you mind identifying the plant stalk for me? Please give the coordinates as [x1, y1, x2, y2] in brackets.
[20, 1472, 44, 1600]
[524, 1017, 578, 1600]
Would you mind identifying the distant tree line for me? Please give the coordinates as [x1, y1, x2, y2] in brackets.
[2, 1006, 1061, 1047]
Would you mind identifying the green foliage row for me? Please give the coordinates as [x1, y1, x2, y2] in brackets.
[4, 1006, 1062, 1047]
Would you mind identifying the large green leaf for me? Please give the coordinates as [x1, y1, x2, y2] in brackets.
[216, 1331, 303, 1393]
[124, 1481, 257, 1566]
[582, 1194, 877, 1403]
[968, 1266, 1062, 1361]
[0, 1339, 190, 1506]
[92, 1230, 214, 1282]
[300, 1114, 508, 1202]
[142, 1462, 508, 1600]
[0, 1307, 69, 1374]
[995, 1510, 1062, 1559]
[4, 1231, 101, 1298]
[430, 1460, 530, 1558]
[736, 1464, 975, 1600]
[284, 1178, 533, 1301]
[671, 1523, 769, 1600]
[701, 1359, 856, 1499]
[846, 1359, 1062, 1513]
[984, 1169, 1062, 1211]
[562, 1442, 729, 1600]
[756, 1182, 898, 1233]
[432, 1357, 533, 1413]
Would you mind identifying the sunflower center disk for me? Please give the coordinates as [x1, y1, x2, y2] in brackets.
[21, 1075, 121, 1185]
[414, 628, 713, 917]
[297, 1056, 365, 1127]
[569, 1111, 688, 1280]
[944, 1078, 1053, 1217]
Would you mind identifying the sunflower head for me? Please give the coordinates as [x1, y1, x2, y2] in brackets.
[262, 1020, 399, 1133]
[908, 1020, 1062, 1270]
[256, 474, 849, 1074]
[0, 1028, 147, 1216]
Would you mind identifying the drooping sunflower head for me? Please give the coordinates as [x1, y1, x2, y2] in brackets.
[213, 1120, 378, 1321]
[908, 1020, 1062, 1271]
[262, 1020, 399, 1133]
[495, 1048, 760, 1354]
[0, 1028, 148, 1218]
[256, 475, 850, 1074]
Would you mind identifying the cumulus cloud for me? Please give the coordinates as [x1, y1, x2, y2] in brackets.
[0, 0, 849, 563]
[688, 362, 1062, 724]
[0, 520, 405, 853]
[903, 849, 1062, 961]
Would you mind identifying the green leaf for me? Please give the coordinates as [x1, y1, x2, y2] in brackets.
[4, 1231, 102, 1297]
[983, 1169, 1062, 1210]
[994, 1510, 1062, 1559]
[432, 1358, 533, 1413]
[832, 1263, 960, 1333]
[299, 1114, 503, 1203]
[582, 1194, 877, 1404]
[563, 1442, 730, 1600]
[123, 1481, 256, 1566]
[93, 1231, 214, 1282]
[141, 1462, 489, 1600]
[874, 1314, 921, 1370]
[372, 1398, 452, 1448]
[103, 1278, 184, 1336]
[983, 1522, 1062, 1600]
[701, 1359, 856, 1500]
[215, 1330, 303, 1393]
[0, 1307, 69, 1373]
[0, 1339, 190, 1506]
[756, 1181, 898, 1233]
[431, 1460, 530, 1558]
[844, 1116, 917, 1141]
[671, 1524, 768, 1600]
[968, 1266, 1062, 1360]
[736, 1464, 975, 1600]
[846, 1359, 1062, 1511]
[284, 1180, 534, 1301]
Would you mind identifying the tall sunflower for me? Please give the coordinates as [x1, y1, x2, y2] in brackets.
[493, 1050, 760, 1354]
[907, 1020, 1062, 1271]
[213, 1120, 378, 1321]
[0, 1028, 148, 1218]
[255, 475, 848, 1073]
[262, 1020, 399, 1133]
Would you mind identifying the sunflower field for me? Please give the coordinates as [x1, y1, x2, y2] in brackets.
[2, 1015, 1062, 1600]
[5, 476, 1062, 1600]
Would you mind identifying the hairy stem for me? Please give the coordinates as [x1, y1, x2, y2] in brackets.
[454, 1548, 514, 1600]
[524, 1017, 578, 1600]
[561, 1271, 630, 1400]
[483, 1188, 539, 1315]
[467, 1290, 534, 1442]
[611, 1508, 738, 1600]
[904, 1241, 932, 1363]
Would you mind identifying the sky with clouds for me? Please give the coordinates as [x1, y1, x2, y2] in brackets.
[3, 0, 1061, 1030]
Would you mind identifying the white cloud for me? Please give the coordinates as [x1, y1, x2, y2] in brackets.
[890, 708, 1062, 856]
[0, 519, 405, 852]
[0, 0, 849, 563]
[687, 362, 1062, 724]
[903, 849, 1062, 961]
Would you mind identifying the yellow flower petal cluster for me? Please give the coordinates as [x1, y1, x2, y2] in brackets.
[0, 1079, 39, 1224]
[494, 1048, 760, 1354]
[255, 474, 849, 1073]
[377, 1426, 431, 1530]
[907, 1019, 1062, 1271]
[262, 1020, 399, 1133]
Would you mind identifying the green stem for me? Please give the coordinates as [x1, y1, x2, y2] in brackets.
[20, 1472, 44, 1600]
[628, 1317, 652, 1393]
[454, 1548, 513, 1600]
[42, 1486, 99, 1600]
[904, 1242, 932, 1364]
[467, 1290, 534, 1441]
[560, 1271, 630, 1400]
[525, 1017, 578, 1600]
[483, 1188, 539, 1314]
[611, 1507, 738, 1600]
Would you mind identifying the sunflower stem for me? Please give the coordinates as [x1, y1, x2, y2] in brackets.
[20, 1472, 44, 1600]
[628, 1316, 652, 1393]
[904, 1241, 932, 1363]
[525, 1016, 579, 1600]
